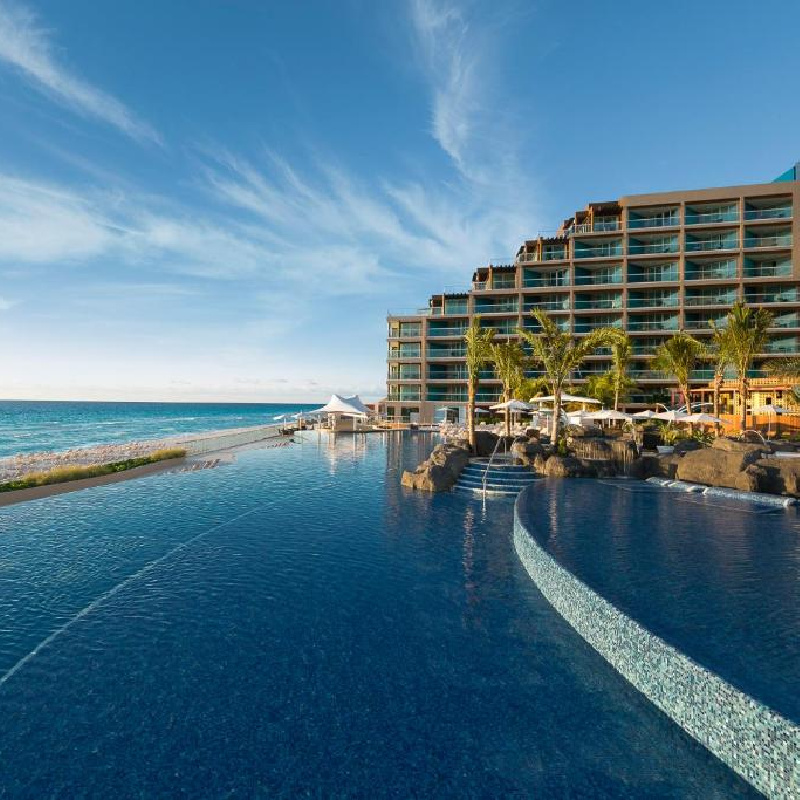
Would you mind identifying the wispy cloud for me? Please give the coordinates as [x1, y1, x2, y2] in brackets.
[0, 0, 161, 145]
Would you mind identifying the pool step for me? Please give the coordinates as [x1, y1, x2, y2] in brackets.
[454, 459, 537, 498]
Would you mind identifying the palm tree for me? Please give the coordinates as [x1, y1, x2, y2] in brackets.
[464, 317, 495, 451]
[724, 301, 773, 432]
[489, 339, 525, 436]
[707, 319, 734, 433]
[652, 331, 705, 413]
[606, 329, 635, 410]
[519, 309, 612, 442]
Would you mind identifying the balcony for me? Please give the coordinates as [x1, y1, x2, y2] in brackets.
[628, 236, 679, 256]
[631, 337, 670, 356]
[743, 231, 793, 249]
[574, 315, 622, 333]
[574, 292, 623, 310]
[684, 290, 737, 307]
[387, 388, 422, 402]
[744, 202, 792, 221]
[685, 258, 737, 281]
[764, 337, 800, 354]
[574, 266, 623, 286]
[387, 346, 421, 360]
[627, 291, 680, 309]
[684, 233, 738, 253]
[389, 367, 421, 380]
[771, 312, 800, 329]
[743, 287, 799, 304]
[685, 313, 726, 330]
[492, 275, 517, 289]
[426, 391, 466, 403]
[743, 257, 792, 279]
[628, 208, 679, 229]
[628, 314, 679, 331]
[627, 262, 679, 283]
[522, 269, 570, 288]
[523, 295, 570, 312]
[427, 325, 467, 337]
[426, 346, 466, 359]
[684, 204, 739, 226]
[483, 320, 518, 335]
[443, 301, 468, 315]
[521, 318, 570, 334]
[474, 299, 519, 314]
[629, 368, 672, 380]
[574, 240, 623, 259]
[428, 367, 468, 380]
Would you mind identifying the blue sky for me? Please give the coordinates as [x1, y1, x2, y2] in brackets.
[0, 0, 798, 402]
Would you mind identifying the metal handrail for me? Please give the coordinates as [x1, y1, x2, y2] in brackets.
[481, 435, 508, 500]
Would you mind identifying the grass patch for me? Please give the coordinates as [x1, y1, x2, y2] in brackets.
[0, 448, 187, 493]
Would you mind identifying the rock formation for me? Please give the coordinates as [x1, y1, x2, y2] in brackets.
[401, 443, 470, 492]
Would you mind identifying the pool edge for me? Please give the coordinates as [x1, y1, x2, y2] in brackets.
[512, 482, 800, 800]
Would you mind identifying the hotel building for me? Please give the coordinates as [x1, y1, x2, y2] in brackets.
[385, 164, 800, 424]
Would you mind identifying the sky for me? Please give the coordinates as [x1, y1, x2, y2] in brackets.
[0, 0, 799, 403]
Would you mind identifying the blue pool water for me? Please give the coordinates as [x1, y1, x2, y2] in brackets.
[521, 479, 800, 724]
[0, 400, 319, 456]
[0, 434, 757, 796]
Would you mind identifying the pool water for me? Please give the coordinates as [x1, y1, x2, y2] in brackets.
[522, 479, 800, 724]
[0, 433, 757, 797]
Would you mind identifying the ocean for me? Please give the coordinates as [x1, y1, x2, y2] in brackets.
[0, 400, 320, 457]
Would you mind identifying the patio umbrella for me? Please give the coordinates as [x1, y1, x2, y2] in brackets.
[683, 413, 723, 425]
[489, 399, 534, 411]
[592, 409, 633, 421]
[655, 410, 689, 422]
[632, 409, 658, 419]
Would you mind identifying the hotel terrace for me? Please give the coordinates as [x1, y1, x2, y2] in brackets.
[385, 164, 800, 424]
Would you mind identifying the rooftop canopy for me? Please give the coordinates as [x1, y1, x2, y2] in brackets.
[309, 394, 369, 416]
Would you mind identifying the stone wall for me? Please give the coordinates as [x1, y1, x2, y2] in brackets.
[513, 484, 800, 799]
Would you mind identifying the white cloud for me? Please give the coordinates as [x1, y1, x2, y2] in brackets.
[0, 0, 161, 145]
[0, 295, 13, 310]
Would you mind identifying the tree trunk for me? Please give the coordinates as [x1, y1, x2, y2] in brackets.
[467, 378, 476, 452]
[739, 377, 748, 433]
[712, 374, 722, 437]
[551, 387, 561, 443]
[614, 375, 620, 412]
[505, 406, 511, 438]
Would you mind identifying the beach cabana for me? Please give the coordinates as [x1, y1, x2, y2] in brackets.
[308, 394, 370, 432]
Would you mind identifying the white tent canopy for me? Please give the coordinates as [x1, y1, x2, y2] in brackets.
[489, 399, 534, 411]
[632, 409, 658, 419]
[309, 394, 369, 416]
[588, 409, 633, 421]
[683, 412, 723, 424]
[530, 394, 601, 405]
[655, 410, 690, 422]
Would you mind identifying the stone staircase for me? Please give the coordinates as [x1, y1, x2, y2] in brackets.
[454, 457, 537, 498]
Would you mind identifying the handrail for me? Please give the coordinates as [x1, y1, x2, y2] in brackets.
[482, 435, 509, 500]
[740, 429, 768, 446]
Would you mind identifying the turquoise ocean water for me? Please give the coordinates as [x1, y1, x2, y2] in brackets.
[0, 401, 320, 457]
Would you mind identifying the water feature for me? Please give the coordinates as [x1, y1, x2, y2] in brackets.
[0, 434, 757, 796]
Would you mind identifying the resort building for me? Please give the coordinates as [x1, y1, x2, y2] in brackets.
[385, 164, 800, 424]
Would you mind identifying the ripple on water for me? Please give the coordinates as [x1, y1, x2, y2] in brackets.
[0, 435, 759, 797]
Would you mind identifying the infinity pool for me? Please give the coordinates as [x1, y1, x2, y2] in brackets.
[0, 433, 756, 796]
[521, 479, 800, 724]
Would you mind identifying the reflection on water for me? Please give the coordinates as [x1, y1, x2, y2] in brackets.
[0, 434, 757, 797]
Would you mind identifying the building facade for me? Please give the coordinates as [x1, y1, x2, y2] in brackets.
[385, 167, 800, 424]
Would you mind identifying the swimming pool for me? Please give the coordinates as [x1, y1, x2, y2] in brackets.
[0, 433, 756, 796]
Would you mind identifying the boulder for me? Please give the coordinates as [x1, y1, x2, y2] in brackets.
[676, 445, 766, 489]
[733, 464, 767, 493]
[401, 443, 470, 492]
[711, 437, 770, 457]
[510, 439, 544, 467]
[532, 454, 548, 475]
[544, 455, 584, 478]
[472, 430, 499, 457]
[752, 458, 800, 497]
[651, 454, 680, 479]
[673, 438, 703, 455]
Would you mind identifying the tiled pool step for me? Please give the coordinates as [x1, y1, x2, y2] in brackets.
[454, 460, 537, 497]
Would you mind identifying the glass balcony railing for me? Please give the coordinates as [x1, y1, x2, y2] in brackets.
[629, 369, 672, 380]
[475, 392, 502, 403]
[523, 273, 570, 288]
[690, 369, 715, 381]
[426, 347, 466, 358]
[743, 291, 798, 304]
[474, 302, 519, 314]
[764, 338, 799, 354]
[627, 295, 680, 309]
[685, 260, 737, 281]
[523, 299, 570, 311]
[628, 240, 679, 255]
[628, 316, 680, 331]
[427, 326, 467, 337]
[685, 315, 726, 330]
[428, 369, 468, 380]
[574, 297, 623, 310]
[574, 316, 623, 333]
[744, 206, 792, 221]
[521, 320, 570, 334]
[541, 248, 569, 261]
[628, 214, 680, 229]
[627, 266, 679, 283]
[574, 243, 623, 259]
[685, 237, 739, 252]
[772, 313, 800, 328]
[426, 392, 466, 403]
[388, 390, 422, 402]
[574, 270, 623, 285]
[743, 262, 792, 278]
[744, 234, 793, 249]
[443, 302, 468, 315]
[492, 277, 517, 289]
[472, 280, 487, 290]
[684, 293, 737, 307]
[684, 209, 739, 225]
[387, 347, 421, 360]
[389, 368, 422, 380]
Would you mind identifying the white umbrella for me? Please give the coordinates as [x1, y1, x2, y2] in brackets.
[529, 394, 601, 405]
[753, 405, 796, 415]
[632, 409, 658, 419]
[683, 413, 723, 424]
[490, 399, 534, 411]
[474, 408, 490, 415]
[566, 410, 596, 426]
[589, 409, 633, 421]
[273, 413, 293, 421]
[655, 410, 690, 422]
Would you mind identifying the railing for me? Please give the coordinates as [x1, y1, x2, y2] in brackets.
[628, 215, 679, 229]
[628, 318, 680, 331]
[764, 339, 799, 353]
[628, 241, 678, 255]
[743, 293, 798, 303]
[387, 350, 421, 360]
[574, 245, 623, 259]
[627, 296, 680, 308]
[574, 298, 624, 310]
[523, 300, 570, 311]
[388, 370, 422, 380]
[744, 206, 792, 221]
[684, 210, 739, 225]
[744, 234, 793, 248]
[428, 370, 468, 380]
[426, 393, 467, 403]
[627, 270, 679, 283]
[474, 303, 519, 314]
[473, 281, 487, 290]
[522, 276, 570, 288]
[492, 280, 517, 289]
[684, 294, 737, 306]
[685, 269, 738, 281]
[387, 392, 421, 402]
[574, 273, 623, 285]
[772, 315, 800, 328]
[685, 238, 739, 252]
[685, 317, 725, 329]
[743, 265, 792, 278]
[426, 348, 466, 358]
[427, 327, 468, 337]
[482, 435, 506, 501]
